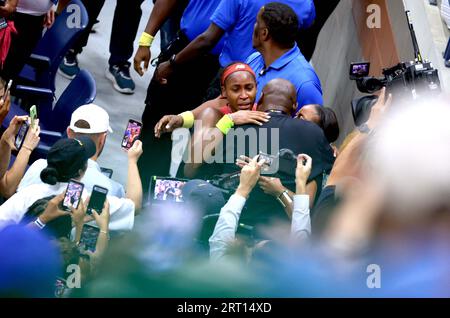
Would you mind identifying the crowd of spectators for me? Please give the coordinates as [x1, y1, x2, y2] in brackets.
[0, 0, 449, 298]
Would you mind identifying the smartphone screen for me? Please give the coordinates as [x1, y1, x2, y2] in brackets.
[87, 185, 108, 215]
[62, 180, 84, 211]
[100, 167, 113, 179]
[79, 224, 100, 253]
[29, 105, 37, 129]
[121, 119, 142, 150]
[14, 121, 29, 150]
[258, 152, 278, 175]
[152, 177, 187, 203]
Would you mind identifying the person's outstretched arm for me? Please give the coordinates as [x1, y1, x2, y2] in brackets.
[209, 155, 265, 262]
[155, 23, 225, 83]
[291, 154, 313, 241]
[0, 120, 40, 198]
[134, 0, 179, 76]
[0, 116, 27, 180]
[126, 140, 143, 214]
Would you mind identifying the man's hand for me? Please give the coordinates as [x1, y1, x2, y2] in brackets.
[128, 140, 143, 163]
[258, 176, 285, 197]
[134, 46, 151, 76]
[39, 193, 70, 224]
[236, 155, 265, 198]
[155, 61, 173, 85]
[43, 9, 55, 28]
[296, 154, 312, 194]
[230, 111, 270, 126]
[91, 200, 110, 232]
[366, 87, 393, 130]
[0, 90, 11, 125]
[0, 115, 28, 150]
[154, 114, 183, 138]
[21, 119, 40, 152]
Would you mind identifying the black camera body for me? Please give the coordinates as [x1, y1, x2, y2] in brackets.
[350, 61, 441, 98]
[349, 10, 442, 126]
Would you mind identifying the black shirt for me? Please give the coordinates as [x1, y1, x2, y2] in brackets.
[202, 113, 336, 227]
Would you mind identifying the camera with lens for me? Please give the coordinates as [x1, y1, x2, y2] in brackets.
[349, 10, 442, 126]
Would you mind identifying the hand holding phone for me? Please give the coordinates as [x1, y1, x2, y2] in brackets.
[62, 180, 84, 212]
[121, 119, 142, 150]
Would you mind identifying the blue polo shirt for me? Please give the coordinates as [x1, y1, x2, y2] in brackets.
[211, 0, 315, 67]
[181, 0, 224, 56]
[246, 44, 323, 111]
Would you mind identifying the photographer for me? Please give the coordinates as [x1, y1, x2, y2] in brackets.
[0, 115, 40, 199]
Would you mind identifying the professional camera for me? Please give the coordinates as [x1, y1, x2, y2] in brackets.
[350, 10, 442, 126]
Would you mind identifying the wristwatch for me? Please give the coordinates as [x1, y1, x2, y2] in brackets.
[357, 123, 371, 134]
[277, 190, 292, 208]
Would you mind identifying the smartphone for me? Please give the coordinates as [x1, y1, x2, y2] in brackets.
[258, 151, 279, 175]
[121, 119, 142, 150]
[100, 167, 113, 179]
[29, 105, 37, 129]
[14, 121, 30, 150]
[1, 79, 12, 103]
[149, 176, 187, 204]
[79, 224, 100, 253]
[62, 180, 84, 212]
[87, 185, 108, 215]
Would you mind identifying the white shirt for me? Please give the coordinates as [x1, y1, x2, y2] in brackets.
[0, 182, 134, 232]
[209, 193, 311, 262]
[18, 159, 126, 198]
[291, 195, 311, 241]
[209, 194, 246, 263]
[17, 0, 54, 16]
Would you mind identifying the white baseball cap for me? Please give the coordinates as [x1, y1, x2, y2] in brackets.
[69, 104, 113, 134]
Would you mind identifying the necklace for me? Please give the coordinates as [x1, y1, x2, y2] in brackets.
[266, 109, 287, 115]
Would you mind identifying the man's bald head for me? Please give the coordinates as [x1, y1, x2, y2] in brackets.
[257, 79, 297, 114]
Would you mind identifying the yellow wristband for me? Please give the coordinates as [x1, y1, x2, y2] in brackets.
[216, 114, 234, 135]
[180, 111, 194, 128]
[139, 32, 154, 47]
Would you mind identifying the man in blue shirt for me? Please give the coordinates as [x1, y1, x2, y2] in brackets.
[155, 0, 315, 82]
[247, 2, 323, 111]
